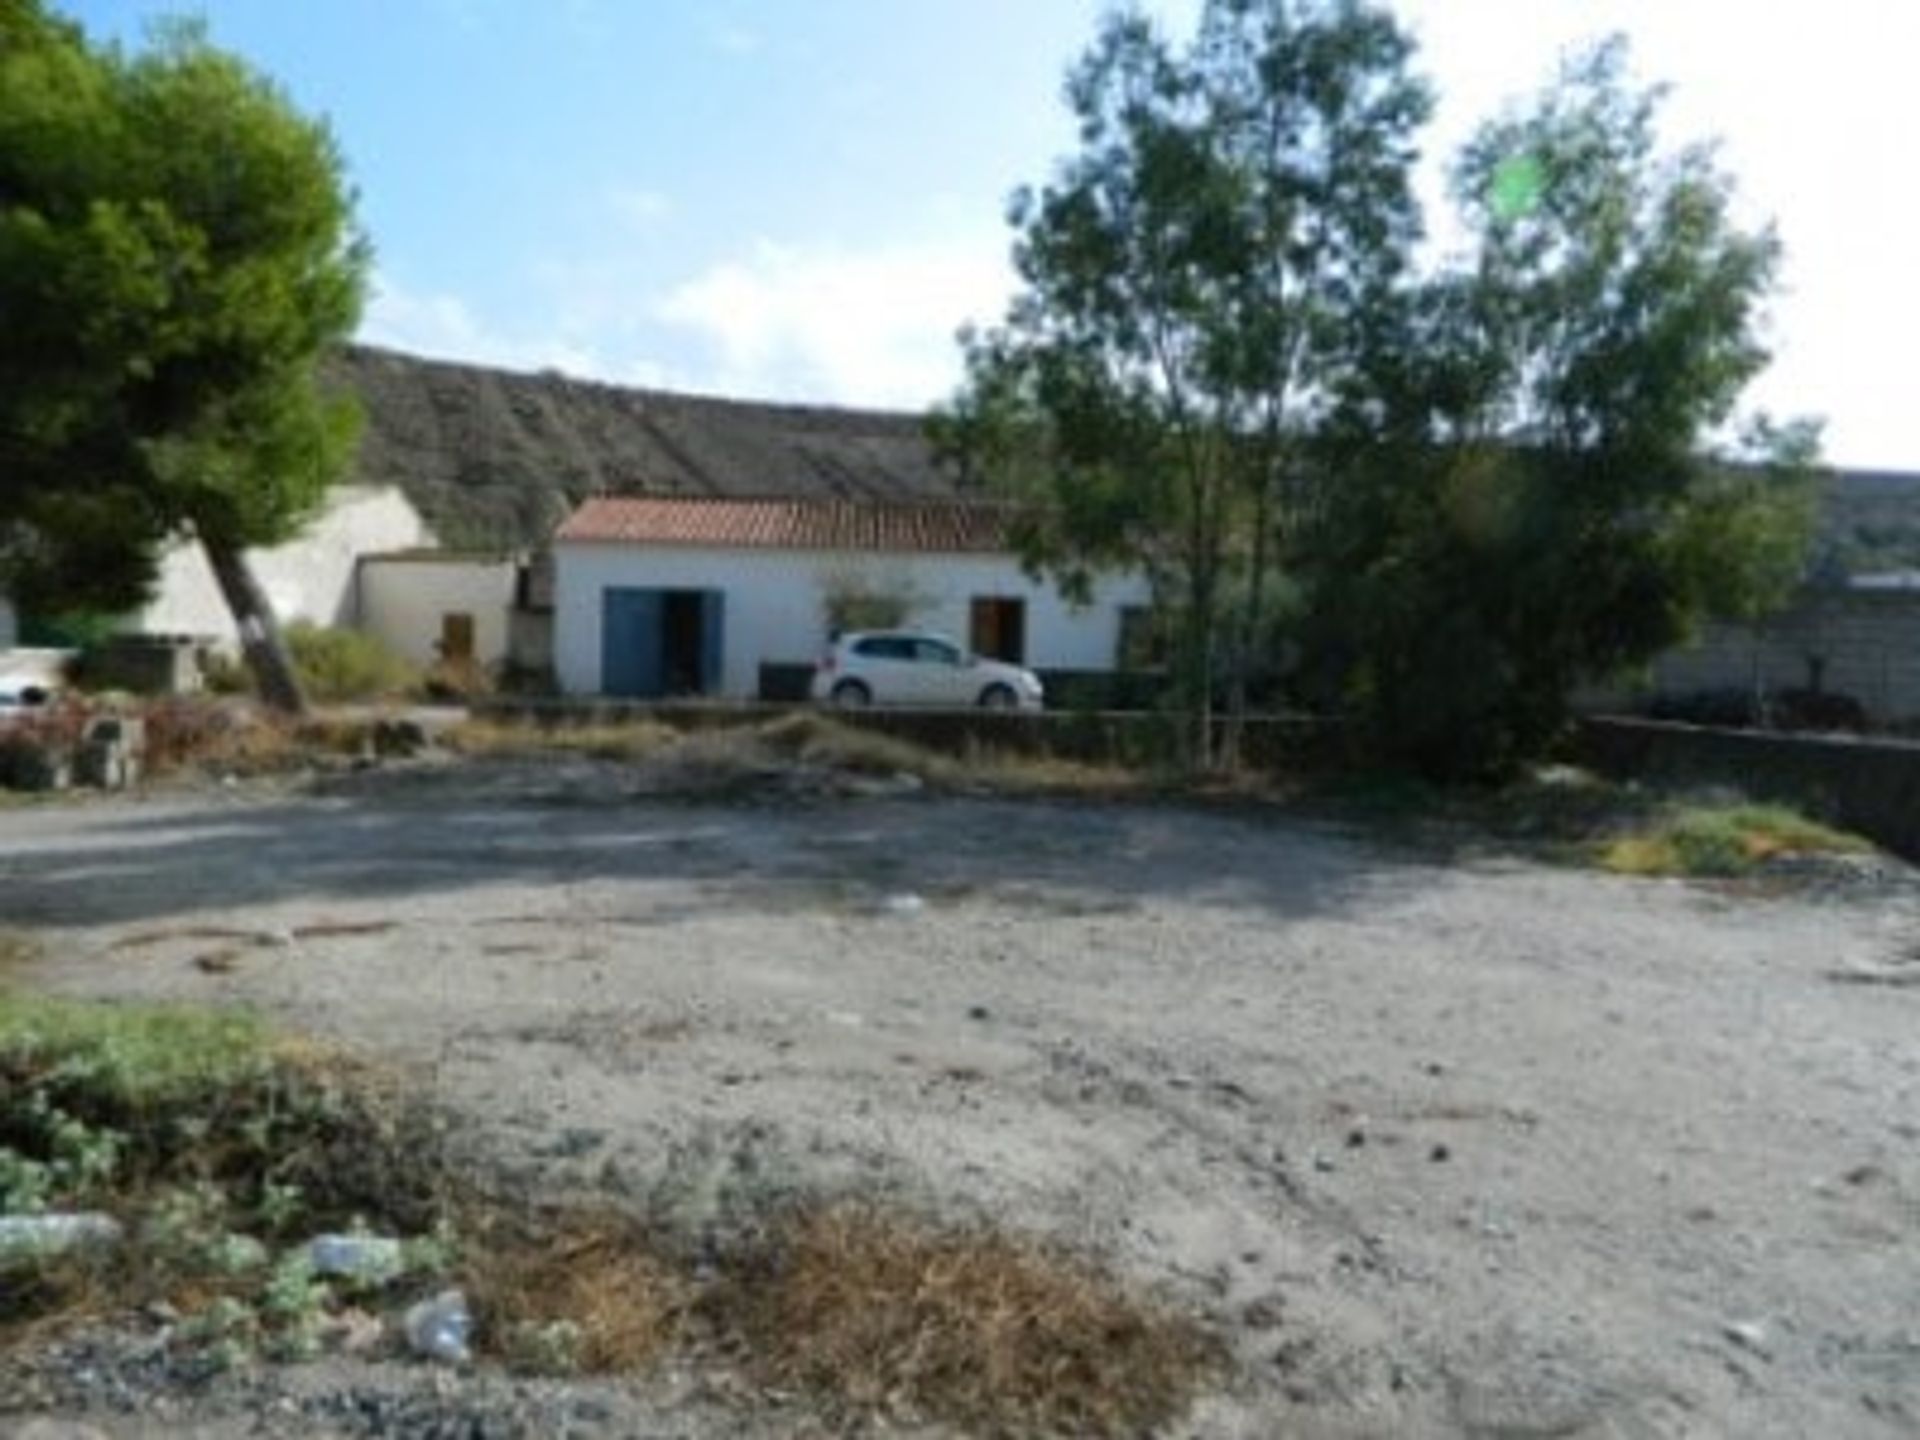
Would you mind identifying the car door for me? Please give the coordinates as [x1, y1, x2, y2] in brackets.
[912, 637, 971, 705]
[851, 635, 911, 703]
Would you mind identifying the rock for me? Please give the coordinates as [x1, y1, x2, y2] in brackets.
[372, 719, 429, 758]
[967, 1004, 991, 1022]
[0, 741, 71, 793]
[0, 1213, 124, 1265]
[1430, 1143, 1452, 1163]
[404, 1289, 472, 1365]
[323, 1306, 387, 1356]
[308, 1233, 405, 1282]
[1724, 1321, 1771, 1358]
[1313, 1155, 1336, 1174]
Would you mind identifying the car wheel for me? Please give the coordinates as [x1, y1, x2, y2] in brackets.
[831, 680, 873, 708]
[978, 684, 1018, 710]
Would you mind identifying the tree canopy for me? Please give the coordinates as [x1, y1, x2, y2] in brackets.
[1303, 38, 1817, 774]
[943, 6, 1817, 775]
[936, 0, 1432, 765]
[0, 0, 367, 707]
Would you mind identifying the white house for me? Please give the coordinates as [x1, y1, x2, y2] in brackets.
[127, 485, 430, 644]
[354, 550, 525, 672]
[552, 497, 1152, 700]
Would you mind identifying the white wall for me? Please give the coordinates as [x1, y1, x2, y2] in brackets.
[553, 543, 1152, 698]
[129, 487, 430, 644]
[357, 557, 519, 670]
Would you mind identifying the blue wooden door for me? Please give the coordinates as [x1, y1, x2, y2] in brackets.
[602, 588, 665, 698]
[700, 590, 726, 694]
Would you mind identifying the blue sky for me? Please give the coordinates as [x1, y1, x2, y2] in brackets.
[61, 0, 1920, 468]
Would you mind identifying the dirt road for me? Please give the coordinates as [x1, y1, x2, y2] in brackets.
[4, 761, 1918, 1436]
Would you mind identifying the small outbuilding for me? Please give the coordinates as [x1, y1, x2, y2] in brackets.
[551, 496, 1151, 701]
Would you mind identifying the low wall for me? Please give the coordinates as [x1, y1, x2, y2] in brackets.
[754, 663, 1169, 712]
[475, 697, 1344, 772]
[1575, 716, 1920, 861]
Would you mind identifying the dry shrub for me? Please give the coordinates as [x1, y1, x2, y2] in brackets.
[719, 1204, 1219, 1437]
[465, 1210, 688, 1374]
[142, 700, 307, 775]
[752, 711, 947, 778]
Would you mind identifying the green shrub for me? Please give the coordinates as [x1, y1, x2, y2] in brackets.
[1600, 803, 1869, 877]
[283, 623, 418, 702]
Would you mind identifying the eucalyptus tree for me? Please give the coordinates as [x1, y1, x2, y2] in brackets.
[939, 0, 1431, 765]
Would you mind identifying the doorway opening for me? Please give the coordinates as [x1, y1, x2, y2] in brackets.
[969, 597, 1027, 664]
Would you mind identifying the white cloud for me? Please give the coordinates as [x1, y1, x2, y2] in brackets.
[359, 274, 603, 378]
[655, 234, 1013, 408]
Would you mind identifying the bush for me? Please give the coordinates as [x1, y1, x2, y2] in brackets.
[1600, 803, 1869, 877]
[283, 624, 418, 702]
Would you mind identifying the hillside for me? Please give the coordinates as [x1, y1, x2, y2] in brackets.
[329, 346, 968, 550]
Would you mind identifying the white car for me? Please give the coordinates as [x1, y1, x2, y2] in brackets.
[811, 631, 1045, 710]
[0, 678, 52, 719]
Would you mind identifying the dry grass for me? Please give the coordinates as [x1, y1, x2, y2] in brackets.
[717, 1204, 1220, 1437]
[466, 1209, 690, 1374]
[443, 718, 682, 762]
[751, 710, 948, 778]
[0, 930, 41, 978]
[1, 987, 1219, 1428]
[967, 751, 1149, 798]
[445, 711, 1161, 802]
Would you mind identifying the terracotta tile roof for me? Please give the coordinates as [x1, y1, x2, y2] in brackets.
[555, 497, 1013, 553]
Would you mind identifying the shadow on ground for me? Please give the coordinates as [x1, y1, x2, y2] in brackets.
[0, 758, 1447, 932]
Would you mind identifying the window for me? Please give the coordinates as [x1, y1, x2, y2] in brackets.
[913, 638, 962, 666]
[854, 636, 914, 660]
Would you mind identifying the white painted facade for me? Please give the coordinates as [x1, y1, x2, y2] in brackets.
[127, 486, 430, 645]
[356, 554, 520, 670]
[553, 542, 1152, 698]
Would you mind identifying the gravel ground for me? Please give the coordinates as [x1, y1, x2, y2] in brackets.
[3, 759, 1919, 1437]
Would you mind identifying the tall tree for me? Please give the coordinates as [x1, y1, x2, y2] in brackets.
[0, 3, 368, 711]
[1306, 38, 1818, 775]
[937, 0, 1430, 766]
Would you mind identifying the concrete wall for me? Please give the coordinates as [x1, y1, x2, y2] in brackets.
[128, 487, 430, 645]
[1625, 589, 1920, 721]
[356, 555, 519, 669]
[552, 543, 1153, 698]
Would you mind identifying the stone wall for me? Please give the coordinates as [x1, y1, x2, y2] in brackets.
[1626, 589, 1920, 722]
[1575, 716, 1920, 861]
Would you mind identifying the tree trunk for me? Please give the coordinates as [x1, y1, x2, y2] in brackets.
[1223, 476, 1274, 773]
[203, 536, 309, 717]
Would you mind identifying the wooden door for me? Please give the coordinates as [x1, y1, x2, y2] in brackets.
[440, 612, 476, 665]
